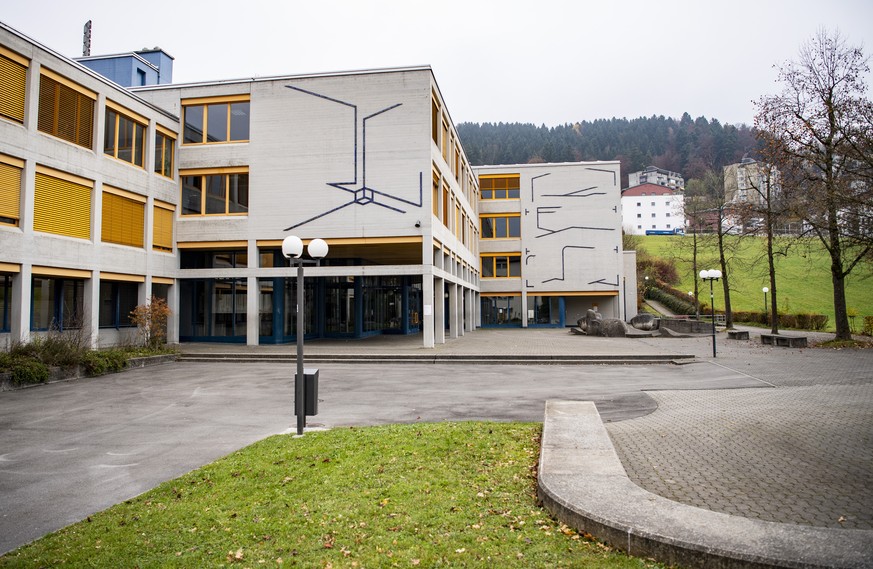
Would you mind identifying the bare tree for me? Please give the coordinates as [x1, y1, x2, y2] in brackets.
[755, 29, 873, 340]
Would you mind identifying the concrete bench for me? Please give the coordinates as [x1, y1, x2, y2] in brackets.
[760, 334, 808, 348]
[727, 330, 749, 340]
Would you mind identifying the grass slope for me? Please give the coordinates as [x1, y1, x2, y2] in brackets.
[0, 423, 663, 568]
[640, 235, 873, 330]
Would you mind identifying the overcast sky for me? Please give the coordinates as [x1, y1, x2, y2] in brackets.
[4, 0, 872, 127]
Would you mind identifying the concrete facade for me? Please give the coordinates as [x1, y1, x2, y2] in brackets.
[474, 162, 629, 326]
[0, 23, 181, 349]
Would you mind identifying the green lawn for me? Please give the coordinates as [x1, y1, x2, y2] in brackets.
[0, 423, 664, 568]
[639, 235, 873, 330]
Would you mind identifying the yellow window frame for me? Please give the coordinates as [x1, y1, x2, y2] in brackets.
[101, 186, 145, 248]
[0, 153, 23, 226]
[0, 47, 28, 124]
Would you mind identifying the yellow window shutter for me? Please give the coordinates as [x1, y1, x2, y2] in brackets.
[153, 203, 174, 251]
[102, 192, 144, 247]
[0, 54, 27, 123]
[34, 172, 91, 239]
[0, 161, 22, 223]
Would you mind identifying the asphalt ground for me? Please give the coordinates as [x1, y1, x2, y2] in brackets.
[0, 327, 870, 555]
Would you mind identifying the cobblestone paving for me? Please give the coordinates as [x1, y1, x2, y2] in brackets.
[606, 344, 873, 530]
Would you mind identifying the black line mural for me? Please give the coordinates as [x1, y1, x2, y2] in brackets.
[283, 85, 422, 231]
[542, 245, 596, 283]
[527, 168, 618, 288]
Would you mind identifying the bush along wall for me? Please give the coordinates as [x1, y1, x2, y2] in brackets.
[732, 311, 829, 331]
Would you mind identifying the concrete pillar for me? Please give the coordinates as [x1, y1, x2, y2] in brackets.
[465, 287, 475, 332]
[166, 281, 180, 344]
[84, 272, 99, 348]
[449, 282, 459, 339]
[434, 277, 445, 344]
[422, 273, 434, 348]
[11, 265, 31, 345]
[246, 275, 259, 345]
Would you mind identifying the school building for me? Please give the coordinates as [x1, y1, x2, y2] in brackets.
[0, 21, 635, 349]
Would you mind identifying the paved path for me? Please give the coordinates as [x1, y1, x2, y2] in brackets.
[1, 327, 871, 557]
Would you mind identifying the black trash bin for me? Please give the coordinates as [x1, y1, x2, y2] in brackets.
[295, 368, 318, 416]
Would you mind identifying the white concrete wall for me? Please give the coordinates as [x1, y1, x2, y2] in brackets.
[621, 194, 685, 235]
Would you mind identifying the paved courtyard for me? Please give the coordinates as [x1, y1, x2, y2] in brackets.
[0, 328, 871, 555]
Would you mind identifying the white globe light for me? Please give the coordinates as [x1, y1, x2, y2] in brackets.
[308, 238, 329, 259]
[282, 235, 303, 259]
[699, 270, 709, 279]
[763, 287, 769, 293]
[711, 269, 722, 279]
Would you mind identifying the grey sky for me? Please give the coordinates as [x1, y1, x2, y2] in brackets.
[4, 0, 872, 127]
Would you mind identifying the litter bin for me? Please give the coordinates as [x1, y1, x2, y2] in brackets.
[295, 368, 319, 416]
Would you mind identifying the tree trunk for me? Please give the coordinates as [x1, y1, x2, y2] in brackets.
[765, 209, 779, 335]
[717, 227, 733, 329]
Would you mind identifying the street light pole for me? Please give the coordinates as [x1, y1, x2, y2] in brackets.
[763, 286, 769, 319]
[282, 236, 329, 436]
[700, 269, 722, 358]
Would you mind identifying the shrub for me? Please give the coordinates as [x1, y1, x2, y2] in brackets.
[645, 286, 698, 316]
[8, 357, 50, 386]
[130, 296, 172, 350]
[81, 349, 128, 376]
[863, 316, 873, 336]
[732, 311, 828, 330]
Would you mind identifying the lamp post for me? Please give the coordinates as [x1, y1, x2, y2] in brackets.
[282, 235, 329, 436]
[762, 287, 769, 318]
[699, 269, 722, 357]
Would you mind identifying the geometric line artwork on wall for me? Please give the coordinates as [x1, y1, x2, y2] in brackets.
[541, 245, 595, 283]
[283, 85, 422, 231]
[535, 206, 614, 238]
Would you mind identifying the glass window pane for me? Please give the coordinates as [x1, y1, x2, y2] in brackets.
[509, 256, 521, 277]
[206, 103, 228, 142]
[481, 217, 494, 238]
[508, 216, 521, 237]
[118, 283, 138, 326]
[481, 257, 494, 278]
[230, 102, 250, 140]
[495, 218, 507, 238]
[182, 175, 202, 214]
[481, 189, 493, 199]
[228, 174, 249, 213]
[99, 281, 114, 327]
[115, 115, 134, 162]
[62, 280, 83, 329]
[31, 277, 54, 330]
[495, 257, 508, 277]
[184, 105, 204, 143]
[205, 175, 226, 214]
[133, 123, 145, 167]
[507, 187, 520, 199]
[103, 109, 117, 156]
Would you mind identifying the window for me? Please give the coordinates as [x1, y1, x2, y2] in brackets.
[33, 167, 92, 240]
[479, 175, 520, 199]
[31, 276, 84, 331]
[0, 154, 23, 226]
[181, 168, 249, 215]
[651, 202, 656, 206]
[636, 202, 641, 206]
[480, 296, 522, 326]
[481, 254, 521, 278]
[432, 168, 439, 217]
[667, 224, 672, 229]
[153, 201, 174, 252]
[1, 273, 10, 332]
[104, 102, 146, 167]
[99, 280, 139, 328]
[666, 212, 671, 217]
[636, 213, 641, 218]
[0, 47, 28, 124]
[637, 225, 642, 229]
[38, 70, 95, 149]
[180, 249, 248, 269]
[102, 187, 145, 248]
[431, 95, 440, 145]
[651, 213, 656, 218]
[154, 127, 175, 178]
[480, 214, 521, 239]
[183, 96, 250, 144]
